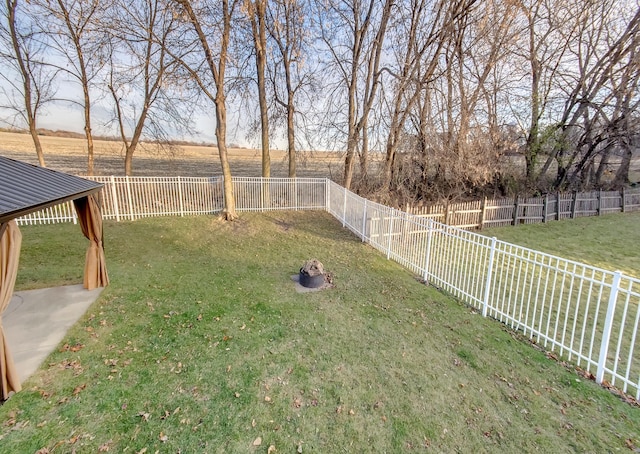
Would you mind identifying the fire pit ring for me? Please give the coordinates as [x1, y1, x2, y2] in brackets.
[298, 259, 326, 289]
[298, 269, 325, 288]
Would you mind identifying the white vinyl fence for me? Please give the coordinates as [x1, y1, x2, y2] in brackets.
[17, 176, 640, 399]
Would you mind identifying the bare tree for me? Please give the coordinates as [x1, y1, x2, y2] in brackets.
[267, 0, 314, 177]
[535, 2, 640, 189]
[105, 0, 190, 176]
[381, 0, 478, 190]
[0, 0, 56, 166]
[245, 0, 271, 177]
[173, 0, 239, 220]
[35, 0, 105, 174]
[318, 0, 394, 190]
[507, 0, 581, 185]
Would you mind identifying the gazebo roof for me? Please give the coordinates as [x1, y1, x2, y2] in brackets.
[0, 156, 103, 224]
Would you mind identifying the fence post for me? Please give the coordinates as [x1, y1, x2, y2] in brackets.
[543, 194, 548, 223]
[125, 176, 134, 221]
[596, 271, 623, 385]
[479, 197, 487, 229]
[597, 189, 602, 216]
[556, 192, 561, 220]
[342, 187, 347, 227]
[178, 176, 185, 217]
[482, 237, 497, 317]
[621, 188, 626, 213]
[110, 176, 120, 222]
[423, 218, 433, 284]
[386, 212, 394, 259]
[512, 196, 519, 226]
[324, 179, 330, 213]
[361, 199, 368, 242]
[571, 191, 578, 218]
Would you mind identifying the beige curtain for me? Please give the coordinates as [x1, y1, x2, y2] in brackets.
[0, 220, 22, 400]
[74, 194, 109, 290]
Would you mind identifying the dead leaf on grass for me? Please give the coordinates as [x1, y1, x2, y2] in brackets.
[98, 440, 112, 451]
[159, 431, 168, 442]
[138, 412, 151, 422]
[253, 436, 262, 446]
[73, 384, 87, 395]
[267, 445, 276, 453]
[59, 343, 84, 353]
[39, 389, 52, 399]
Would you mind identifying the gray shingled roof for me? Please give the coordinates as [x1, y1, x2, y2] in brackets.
[0, 156, 103, 224]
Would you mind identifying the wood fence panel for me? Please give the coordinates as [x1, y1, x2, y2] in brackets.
[518, 196, 544, 224]
[483, 198, 514, 228]
[600, 191, 622, 213]
[448, 200, 483, 229]
[576, 191, 599, 217]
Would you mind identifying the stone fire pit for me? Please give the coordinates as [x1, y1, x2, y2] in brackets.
[292, 259, 334, 292]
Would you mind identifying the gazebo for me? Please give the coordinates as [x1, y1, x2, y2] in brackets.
[0, 156, 109, 400]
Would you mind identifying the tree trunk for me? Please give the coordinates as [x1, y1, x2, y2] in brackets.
[82, 69, 95, 175]
[251, 0, 270, 178]
[342, 68, 358, 189]
[287, 96, 296, 177]
[8, 0, 46, 167]
[123, 106, 148, 176]
[216, 94, 237, 220]
[359, 114, 369, 181]
[613, 144, 633, 187]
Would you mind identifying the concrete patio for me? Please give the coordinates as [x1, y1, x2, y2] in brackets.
[3, 285, 103, 383]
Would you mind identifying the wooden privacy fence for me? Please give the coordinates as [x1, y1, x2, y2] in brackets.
[16, 176, 640, 401]
[407, 188, 640, 229]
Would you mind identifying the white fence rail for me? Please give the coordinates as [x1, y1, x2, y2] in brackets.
[16, 176, 640, 399]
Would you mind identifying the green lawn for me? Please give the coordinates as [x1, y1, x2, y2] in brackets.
[483, 211, 640, 278]
[1, 212, 639, 452]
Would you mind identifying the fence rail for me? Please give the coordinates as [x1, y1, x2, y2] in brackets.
[16, 176, 640, 399]
[407, 188, 640, 229]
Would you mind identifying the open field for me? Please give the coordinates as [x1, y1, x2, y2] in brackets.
[3, 131, 640, 189]
[1, 212, 639, 452]
[0, 131, 346, 178]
